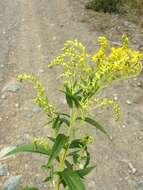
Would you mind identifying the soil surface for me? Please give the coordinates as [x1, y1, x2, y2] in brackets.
[0, 0, 143, 190]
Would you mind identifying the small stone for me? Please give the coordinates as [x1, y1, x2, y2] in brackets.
[32, 105, 42, 113]
[4, 175, 21, 190]
[122, 124, 126, 128]
[122, 159, 137, 175]
[137, 82, 142, 87]
[0, 64, 4, 68]
[24, 112, 33, 119]
[1, 94, 6, 99]
[113, 94, 118, 101]
[15, 103, 19, 108]
[2, 81, 21, 93]
[126, 100, 132, 105]
[52, 36, 57, 40]
[0, 164, 8, 176]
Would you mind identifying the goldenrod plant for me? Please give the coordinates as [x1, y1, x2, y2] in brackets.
[2, 35, 143, 190]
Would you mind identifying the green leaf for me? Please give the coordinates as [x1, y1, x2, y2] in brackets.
[68, 150, 80, 157]
[47, 134, 68, 167]
[76, 166, 96, 178]
[72, 95, 81, 108]
[22, 187, 38, 190]
[43, 176, 52, 183]
[69, 139, 84, 149]
[66, 93, 73, 108]
[78, 117, 110, 139]
[61, 168, 86, 190]
[57, 112, 70, 117]
[84, 148, 90, 168]
[52, 115, 63, 132]
[60, 117, 70, 126]
[47, 136, 55, 142]
[65, 160, 73, 169]
[4, 143, 50, 157]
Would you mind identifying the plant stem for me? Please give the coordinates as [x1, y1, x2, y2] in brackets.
[54, 109, 76, 190]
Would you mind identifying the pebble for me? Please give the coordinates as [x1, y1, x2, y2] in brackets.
[113, 94, 118, 101]
[122, 159, 137, 175]
[126, 100, 132, 105]
[0, 64, 4, 68]
[32, 105, 42, 113]
[15, 103, 19, 108]
[2, 82, 21, 93]
[24, 112, 33, 119]
[137, 82, 142, 87]
[0, 164, 8, 176]
[4, 175, 21, 190]
[52, 36, 57, 40]
[122, 124, 126, 128]
[1, 94, 7, 99]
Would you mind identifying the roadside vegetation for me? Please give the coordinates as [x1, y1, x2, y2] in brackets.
[85, 0, 143, 27]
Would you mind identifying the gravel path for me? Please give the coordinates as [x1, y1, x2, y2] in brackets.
[0, 0, 143, 189]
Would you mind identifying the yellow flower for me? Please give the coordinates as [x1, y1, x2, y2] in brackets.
[17, 74, 56, 118]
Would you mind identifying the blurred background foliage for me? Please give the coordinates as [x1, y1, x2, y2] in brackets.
[85, 0, 143, 27]
[86, 0, 143, 14]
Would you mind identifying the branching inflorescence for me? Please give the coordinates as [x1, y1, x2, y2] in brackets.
[2, 35, 143, 190]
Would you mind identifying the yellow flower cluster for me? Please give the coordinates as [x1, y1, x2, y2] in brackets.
[48, 39, 91, 87]
[48, 35, 143, 120]
[17, 74, 56, 118]
[92, 35, 143, 91]
[94, 98, 121, 121]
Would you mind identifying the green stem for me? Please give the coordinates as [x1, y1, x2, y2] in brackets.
[54, 109, 76, 190]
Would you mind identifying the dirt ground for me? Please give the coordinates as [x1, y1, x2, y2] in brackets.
[0, 0, 143, 190]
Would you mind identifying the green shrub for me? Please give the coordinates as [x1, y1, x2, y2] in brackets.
[86, 0, 121, 13]
[86, 0, 143, 15]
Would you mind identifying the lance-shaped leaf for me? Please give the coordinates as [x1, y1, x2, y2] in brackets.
[76, 165, 96, 178]
[47, 134, 68, 167]
[77, 117, 111, 139]
[61, 168, 86, 190]
[3, 143, 50, 159]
